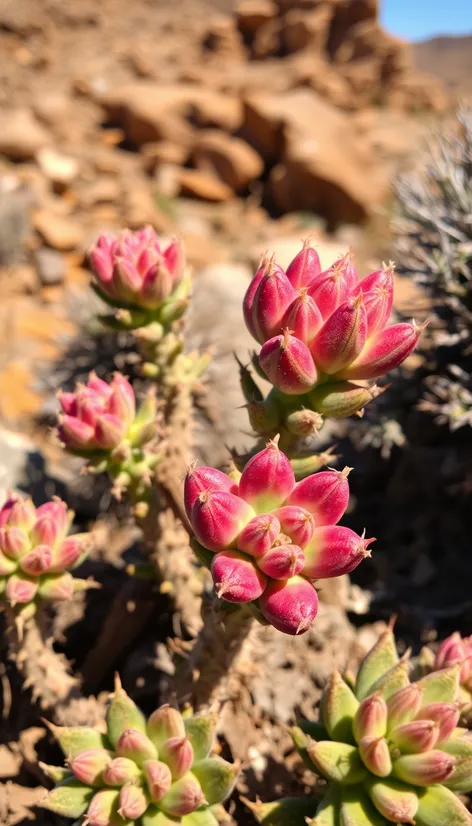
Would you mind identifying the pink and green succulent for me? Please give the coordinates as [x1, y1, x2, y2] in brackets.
[41, 676, 238, 826]
[254, 627, 472, 825]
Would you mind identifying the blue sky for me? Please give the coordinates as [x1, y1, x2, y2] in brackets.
[381, 0, 472, 41]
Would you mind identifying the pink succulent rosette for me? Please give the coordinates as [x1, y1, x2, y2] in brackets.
[185, 437, 373, 636]
[0, 493, 91, 611]
[90, 227, 186, 313]
[435, 632, 472, 711]
[242, 244, 423, 426]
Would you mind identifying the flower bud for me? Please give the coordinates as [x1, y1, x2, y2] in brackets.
[309, 381, 382, 419]
[306, 256, 353, 320]
[238, 438, 295, 512]
[106, 674, 147, 747]
[0, 496, 36, 531]
[393, 750, 456, 786]
[147, 706, 186, 751]
[285, 408, 323, 436]
[237, 513, 281, 557]
[247, 399, 281, 436]
[94, 414, 127, 450]
[6, 573, 39, 604]
[116, 728, 158, 766]
[259, 330, 317, 395]
[58, 415, 95, 449]
[272, 505, 315, 548]
[191, 757, 239, 806]
[184, 467, 238, 520]
[31, 516, 58, 548]
[0, 526, 30, 559]
[69, 749, 113, 786]
[339, 322, 421, 380]
[288, 467, 350, 526]
[159, 772, 205, 817]
[365, 778, 418, 824]
[259, 575, 318, 635]
[143, 759, 172, 802]
[37, 572, 74, 601]
[103, 757, 142, 787]
[159, 736, 194, 780]
[191, 491, 255, 552]
[311, 295, 367, 375]
[251, 269, 295, 344]
[119, 783, 149, 820]
[387, 684, 423, 730]
[211, 550, 267, 603]
[19, 545, 52, 576]
[283, 290, 323, 346]
[86, 789, 121, 826]
[359, 736, 392, 777]
[107, 376, 136, 426]
[390, 719, 439, 754]
[257, 544, 305, 580]
[353, 264, 394, 335]
[415, 703, 460, 744]
[303, 526, 374, 579]
[50, 536, 86, 572]
[243, 255, 275, 340]
[286, 242, 321, 289]
[353, 694, 388, 743]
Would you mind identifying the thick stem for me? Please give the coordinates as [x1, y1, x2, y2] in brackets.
[171, 597, 256, 708]
[5, 608, 106, 726]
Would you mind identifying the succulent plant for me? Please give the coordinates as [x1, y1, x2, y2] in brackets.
[185, 436, 373, 636]
[241, 244, 421, 439]
[259, 626, 472, 825]
[41, 675, 238, 825]
[57, 371, 159, 503]
[395, 106, 472, 430]
[416, 633, 472, 726]
[0, 493, 93, 619]
[90, 227, 189, 330]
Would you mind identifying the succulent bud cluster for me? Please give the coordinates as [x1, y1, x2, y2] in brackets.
[0, 493, 92, 617]
[41, 676, 238, 826]
[242, 244, 421, 433]
[433, 633, 472, 721]
[185, 437, 373, 636]
[57, 372, 158, 503]
[90, 228, 189, 329]
[274, 627, 472, 826]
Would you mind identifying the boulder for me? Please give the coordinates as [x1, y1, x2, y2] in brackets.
[281, 5, 333, 54]
[192, 131, 264, 192]
[0, 109, 49, 161]
[178, 169, 234, 202]
[236, 0, 278, 38]
[33, 210, 84, 250]
[241, 89, 387, 225]
[99, 83, 242, 148]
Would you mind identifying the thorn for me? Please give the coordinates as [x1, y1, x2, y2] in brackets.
[113, 672, 122, 693]
[266, 433, 281, 450]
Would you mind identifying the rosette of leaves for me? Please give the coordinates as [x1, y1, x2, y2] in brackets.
[40, 676, 238, 825]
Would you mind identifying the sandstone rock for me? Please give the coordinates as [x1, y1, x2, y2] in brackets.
[202, 16, 246, 60]
[33, 210, 84, 250]
[236, 0, 278, 38]
[339, 58, 382, 107]
[36, 147, 79, 187]
[252, 18, 282, 57]
[192, 131, 264, 192]
[33, 93, 72, 126]
[142, 142, 189, 174]
[178, 169, 233, 202]
[34, 247, 66, 286]
[0, 109, 49, 160]
[0, 177, 36, 266]
[99, 83, 242, 147]
[385, 71, 448, 113]
[122, 185, 174, 233]
[81, 177, 121, 206]
[290, 54, 353, 108]
[282, 5, 333, 54]
[242, 89, 387, 225]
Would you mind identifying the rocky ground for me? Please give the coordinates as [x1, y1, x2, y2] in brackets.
[0, 1, 465, 824]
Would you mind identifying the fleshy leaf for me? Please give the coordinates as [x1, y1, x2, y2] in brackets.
[417, 666, 461, 705]
[141, 806, 181, 825]
[106, 674, 147, 747]
[291, 726, 318, 771]
[40, 778, 94, 817]
[191, 757, 239, 805]
[184, 714, 215, 761]
[321, 671, 359, 744]
[339, 787, 387, 826]
[183, 810, 220, 826]
[307, 741, 368, 785]
[364, 777, 419, 823]
[247, 797, 320, 825]
[368, 659, 410, 701]
[310, 784, 340, 826]
[355, 629, 399, 701]
[443, 757, 472, 793]
[46, 722, 109, 758]
[415, 784, 472, 826]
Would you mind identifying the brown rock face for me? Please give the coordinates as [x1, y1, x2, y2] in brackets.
[193, 131, 264, 192]
[242, 89, 386, 225]
[178, 168, 234, 202]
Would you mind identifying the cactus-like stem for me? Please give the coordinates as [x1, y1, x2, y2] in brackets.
[5, 607, 106, 726]
[171, 597, 256, 708]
